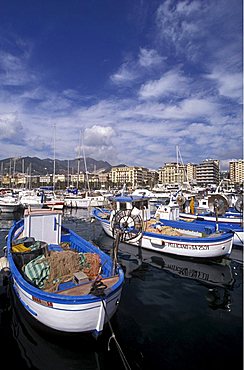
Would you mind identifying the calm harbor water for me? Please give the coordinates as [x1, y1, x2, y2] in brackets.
[0, 208, 243, 370]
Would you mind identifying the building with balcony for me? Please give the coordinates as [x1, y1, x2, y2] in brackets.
[110, 166, 151, 189]
[196, 159, 220, 186]
[158, 162, 186, 185]
[229, 159, 244, 185]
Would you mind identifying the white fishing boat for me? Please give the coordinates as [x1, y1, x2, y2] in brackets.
[178, 194, 243, 246]
[92, 195, 234, 259]
[0, 195, 23, 213]
[64, 194, 107, 209]
[5, 208, 124, 334]
[18, 190, 44, 209]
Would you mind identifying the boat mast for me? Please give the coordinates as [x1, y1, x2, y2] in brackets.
[22, 158, 25, 188]
[53, 124, 56, 192]
[77, 133, 81, 189]
[9, 158, 12, 187]
[67, 159, 70, 188]
[0, 162, 3, 187]
[176, 145, 190, 188]
[176, 145, 179, 185]
[81, 131, 90, 193]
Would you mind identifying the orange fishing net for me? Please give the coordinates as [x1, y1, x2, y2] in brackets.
[145, 219, 183, 236]
[43, 250, 101, 292]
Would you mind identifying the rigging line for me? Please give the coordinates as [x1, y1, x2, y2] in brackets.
[233, 231, 244, 245]
[101, 298, 132, 370]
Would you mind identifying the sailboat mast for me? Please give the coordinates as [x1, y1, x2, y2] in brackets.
[176, 145, 179, 184]
[77, 133, 81, 189]
[53, 124, 56, 192]
[81, 131, 90, 193]
[67, 159, 70, 188]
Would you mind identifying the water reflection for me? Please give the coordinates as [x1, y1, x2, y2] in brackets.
[7, 285, 119, 370]
[0, 209, 23, 230]
[205, 288, 231, 311]
[94, 236, 236, 312]
[99, 239, 235, 287]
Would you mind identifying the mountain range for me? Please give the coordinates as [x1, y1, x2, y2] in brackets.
[0, 156, 121, 175]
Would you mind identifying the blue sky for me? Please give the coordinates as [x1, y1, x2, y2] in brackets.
[0, 0, 242, 170]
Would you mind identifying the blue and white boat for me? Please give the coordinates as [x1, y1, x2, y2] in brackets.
[178, 194, 243, 246]
[92, 195, 234, 259]
[6, 208, 124, 335]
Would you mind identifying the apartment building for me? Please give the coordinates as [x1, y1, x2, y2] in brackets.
[196, 159, 220, 186]
[158, 162, 186, 185]
[110, 166, 150, 188]
[229, 160, 244, 184]
[186, 163, 197, 183]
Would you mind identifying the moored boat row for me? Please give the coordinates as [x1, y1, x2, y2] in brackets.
[92, 194, 235, 259]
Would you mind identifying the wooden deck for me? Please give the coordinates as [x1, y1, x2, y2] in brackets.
[56, 276, 120, 296]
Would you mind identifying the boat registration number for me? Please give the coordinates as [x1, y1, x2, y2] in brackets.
[165, 242, 209, 250]
[32, 296, 53, 307]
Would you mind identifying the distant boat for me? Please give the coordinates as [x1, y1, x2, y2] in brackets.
[92, 195, 234, 259]
[44, 198, 65, 210]
[5, 208, 124, 334]
[178, 194, 243, 246]
[18, 190, 44, 209]
[64, 192, 109, 209]
[0, 195, 23, 213]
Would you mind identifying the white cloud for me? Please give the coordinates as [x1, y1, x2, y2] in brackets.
[84, 125, 115, 146]
[110, 48, 165, 86]
[110, 62, 137, 84]
[207, 70, 242, 100]
[139, 69, 189, 100]
[138, 48, 164, 67]
[162, 98, 217, 120]
[156, 0, 203, 47]
[0, 113, 24, 140]
[0, 51, 36, 86]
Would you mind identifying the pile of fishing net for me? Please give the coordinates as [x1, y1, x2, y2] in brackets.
[145, 220, 183, 236]
[23, 247, 101, 292]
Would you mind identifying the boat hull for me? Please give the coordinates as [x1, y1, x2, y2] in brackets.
[64, 197, 108, 209]
[0, 204, 22, 213]
[11, 277, 122, 333]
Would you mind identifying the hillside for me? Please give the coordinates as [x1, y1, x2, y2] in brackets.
[0, 156, 115, 175]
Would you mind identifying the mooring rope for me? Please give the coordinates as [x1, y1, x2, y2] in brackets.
[90, 277, 131, 370]
[233, 231, 244, 245]
[101, 298, 132, 370]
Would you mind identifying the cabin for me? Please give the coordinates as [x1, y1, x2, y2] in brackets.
[108, 195, 151, 222]
[23, 208, 62, 244]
